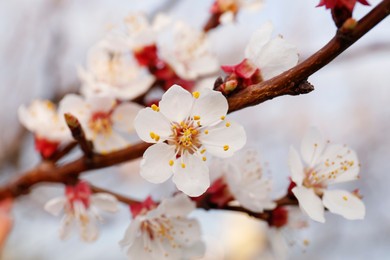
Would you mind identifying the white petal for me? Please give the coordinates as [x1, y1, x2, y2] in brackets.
[288, 146, 305, 186]
[119, 218, 141, 249]
[292, 186, 325, 223]
[254, 36, 299, 80]
[91, 193, 119, 213]
[140, 143, 176, 183]
[219, 11, 234, 25]
[44, 197, 67, 216]
[158, 193, 195, 217]
[59, 214, 74, 240]
[112, 102, 143, 133]
[159, 84, 193, 123]
[86, 95, 116, 113]
[172, 153, 210, 197]
[245, 22, 273, 60]
[200, 120, 246, 158]
[92, 133, 129, 153]
[134, 108, 172, 143]
[323, 190, 365, 220]
[300, 127, 326, 167]
[58, 94, 89, 122]
[188, 55, 219, 78]
[191, 88, 228, 126]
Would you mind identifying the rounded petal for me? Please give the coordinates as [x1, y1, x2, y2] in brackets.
[159, 85, 193, 123]
[300, 127, 326, 167]
[58, 94, 89, 122]
[92, 133, 129, 153]
[191, 88, 228, 126]
[140, 143, 176, 183]
[288, 146, 304, 186]
[323, 190, 365, 220]
[44, 197, 67, 216]
[91, 193, 119, 213]
[59, 214, 74, 240]
[172, 154, 210, 197]
[86, 95, 116, 113]
[292, 186, 325, 223]
[245, 22, 273, 60]
[200, 120, 246, 158]
[254, 36, 299, 80]
[112, 102, 143, 133]
[134, 108, 172, 143]
[119, 218, 141, 249]
[158, 193, 196, 217]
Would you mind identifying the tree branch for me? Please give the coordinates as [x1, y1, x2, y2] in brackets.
[227, 0, 390, 112]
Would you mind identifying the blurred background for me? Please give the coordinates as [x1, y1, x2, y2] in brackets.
[0, 0, 389, 259]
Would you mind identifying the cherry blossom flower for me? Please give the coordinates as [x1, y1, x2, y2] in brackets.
[220, 22, 298, 93]
[79, 40, 154, 101]
[44, 181, 118, 242]
[134, 85, 246, 196]
[210, 0, 263, 24]
[207, 149, 276, 212]
[59, 94, 142, 153]
[120, 193, 205, 259]
[159, 22, 219, 81]
[317, 0, 369, 13]
[18, 100, 72, 158]
[288, 127, 365, 223]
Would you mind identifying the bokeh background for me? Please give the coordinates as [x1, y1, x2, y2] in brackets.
[0, 0, 389, 259]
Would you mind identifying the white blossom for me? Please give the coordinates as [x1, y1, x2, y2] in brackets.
[59, 94, 142, 153]
[214, 0, 263, 24]
[288, 127, 365, 223]
[159, 22, 219, 80]
[134, 85, 246, 196]
[44, 181, 118, 242]
[79, 40, 154, 101]
[211, 149, 276, 212]
[18, 100, 71, 142]
[120, 194, 205, 259]
[244, 22, 299, 80]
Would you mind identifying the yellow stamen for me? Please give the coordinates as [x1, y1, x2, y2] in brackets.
[193, 115, 200, 120]
[155, 135, 160, 142]
[343, 196, 348, 201]
[150, 132, 156, 139]
[192, 91, 200, 99]
[151, 104, 160, 112]
[181, 163, 186, 168]
[225, 122, 231, 127]
[169, 160, 174, 166]
[220, 116, 225, 120]
[202, 157, 207, 161]
[204, 130, 209, 134]
[223, 145, 229, 151]
[200, 149, 206, 154]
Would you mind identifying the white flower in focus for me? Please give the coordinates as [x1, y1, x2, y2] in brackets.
[244, 22, 299, 80]
[288, 127, 365, 223]
[18, 100, 70, 142]
[211, 149, 276, 212]
[44, 181, 118, 242]
[134, 85, 246, 196]
[159, 22, 219, 80]
[59, 94, 142, 153]
[120, 194, 205, 259]
[125, 12, 171, 49]
[79, 40, 154, 101]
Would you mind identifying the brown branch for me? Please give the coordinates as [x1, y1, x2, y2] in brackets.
[90, 184, 140, 205]
[64, 113, 94, 159]
[0, 0, 388, 201]
[227, 0, 390, 112]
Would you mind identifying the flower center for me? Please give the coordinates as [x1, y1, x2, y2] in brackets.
[141, 217, 179, 252]
[89, 112, 112, 135]
[171, 120, 201, 155]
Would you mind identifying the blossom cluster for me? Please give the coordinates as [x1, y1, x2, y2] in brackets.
[14, 2, 370, 259]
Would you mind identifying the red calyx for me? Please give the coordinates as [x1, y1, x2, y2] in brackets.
[192, 177, 234, 208]
[130, 196, 158, 218]
[287, 178, 297, 198]
[134, 44, 159, 67]
[34, 136, 60, 159]
[268, 207, 289, 228]
[65, 181, 92, 209]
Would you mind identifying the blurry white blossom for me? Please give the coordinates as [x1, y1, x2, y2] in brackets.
[44, 181, 118, 242]
[120, 193, 205, 259]
[289, 127, 365, 223]
[134, 85, 246, 196]
[59, 94, 142, 153]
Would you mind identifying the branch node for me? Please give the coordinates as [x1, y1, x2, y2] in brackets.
[64, 113, 94, 159]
